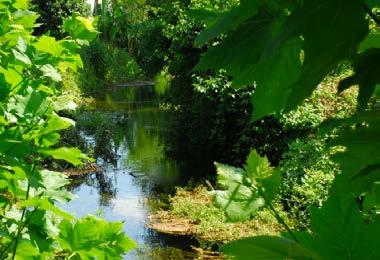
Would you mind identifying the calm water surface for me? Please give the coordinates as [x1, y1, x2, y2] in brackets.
[60, 86, 198, 259]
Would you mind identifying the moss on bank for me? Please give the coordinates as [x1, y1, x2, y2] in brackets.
[149, 186, 291, 244]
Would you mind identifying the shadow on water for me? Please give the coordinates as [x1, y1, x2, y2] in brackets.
[60, 86, 200, 259]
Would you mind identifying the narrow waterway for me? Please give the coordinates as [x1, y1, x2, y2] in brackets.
[60, 86, 198, 259]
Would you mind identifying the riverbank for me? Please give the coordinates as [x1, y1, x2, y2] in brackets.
[148, 186, 290, 245]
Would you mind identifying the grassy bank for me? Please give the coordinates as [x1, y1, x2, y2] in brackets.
[149, 186, 291, 245]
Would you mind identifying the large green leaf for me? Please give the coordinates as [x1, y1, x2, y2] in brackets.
[223, 236, 319, 260]
[211, 150, 279, 221]
[38, 170, 75, 203]
[12, 48, 31, 65]
[12, 0, 28, 10]
[211, 163, 264, 221]
[245, 150, 280, 202]
[40, 64, 62, 82]
[57, 215, 137, 259]
[34, 36, 64, 57]
[359, 31, 380, 52]
[40, 147, 90, 166]
[63, 16, 99, 42]
[14, 239, 40, 259]
[224, 195, 380, 259]
[22, 197, 74, 220]
[13, 10, 39, 29]
[307, 195, 380, 259]
[338, 48, 380, 108]
[195, 0, 369, 120]
[326, 111, 380, 194]
[194, 1, 262, 46]
[7, 87, 50, 120]
[0, 67, 23, 88]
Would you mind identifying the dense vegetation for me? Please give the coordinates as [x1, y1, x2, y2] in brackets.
[192, 0, 380, 258]
[2, 0, 380, 259]
[0, 1, 135, 258]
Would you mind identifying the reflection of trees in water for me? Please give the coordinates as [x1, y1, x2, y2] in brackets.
[70, 86, 185, 205]
[95, 172, 117, 206]
[66, 172, 117, 207]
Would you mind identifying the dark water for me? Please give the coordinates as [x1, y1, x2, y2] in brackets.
[60, 86, 198, 259]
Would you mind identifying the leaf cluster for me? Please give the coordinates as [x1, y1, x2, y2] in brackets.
[195, 0, 380, 258]
[0, 1, 135, 258]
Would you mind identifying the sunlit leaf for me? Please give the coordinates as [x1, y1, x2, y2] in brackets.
[12, 48, 31, 65]
[211, 150, 278, 221]
[14, 239, 40, 259]
[63, 16, 99, 41]
[41, 147, 90, 166]
[40, 64, 62, 82]
[57, 215, 137, 258]
[34, 36, 64, 57]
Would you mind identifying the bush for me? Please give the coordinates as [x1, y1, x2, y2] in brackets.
[79, 40, 143, 96]
[31, 0, 91, 38]
[279, 137, 338, 229]
[281, 75, 358, 129]
[163, 72, 301, 169]
[277, 77, 358, 229]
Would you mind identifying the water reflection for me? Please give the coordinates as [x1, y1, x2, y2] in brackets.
[61, 86, 196, 259]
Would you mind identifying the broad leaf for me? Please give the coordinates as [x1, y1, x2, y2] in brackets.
[211, 150, 279, 221]
[12, 48, 31, 65]
[338, 48, 380, 108]
[245, 150, 280, 202]
[34, 36, 64, 57]
[63, 16, 99, 42]
[41, 147, 90, 166]
[327, 111, 380, 194]
[223, 236, 319, 260]
[195, 0, 369, 120]
[40, 64, 62, 82]
[14, 239, 40, 259]
[57, 216, 137, 259]
[307, 195, 380, 259]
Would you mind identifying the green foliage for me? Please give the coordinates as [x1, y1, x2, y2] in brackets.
[224, 195, 380, 259]
[327, 111, 380, 195]
[223, 236, 318, 260]
[97, 0, 149, 46]
[164, 69, 298, 168]
[195, 0, 369, 120]
[212, 150, 280, 221]
[31, 0, 91, 38]
[154, 70, 171, 96]
[135, 0, 298, 171]
[157, 186, 284, 243]
[281, 77, 358, 129]
[279, 137, 338, 229]
[195, 0, 380, 259]
[0, 1, 135, 258]
[63, 16, 99, 42]
[79, 40, 143, 96]
[58, 215, 137, 259]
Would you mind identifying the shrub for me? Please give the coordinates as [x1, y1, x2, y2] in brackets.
[279, 137, 339, 229]
[277, 77, 358, 229]
[79, 40, 143, 96]
[31, 0, 91, 38]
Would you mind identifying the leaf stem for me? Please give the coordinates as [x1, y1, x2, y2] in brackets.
[0, 211, 36, 259]
[11, 163, 35, 260]
[259, 190, 299, 243]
